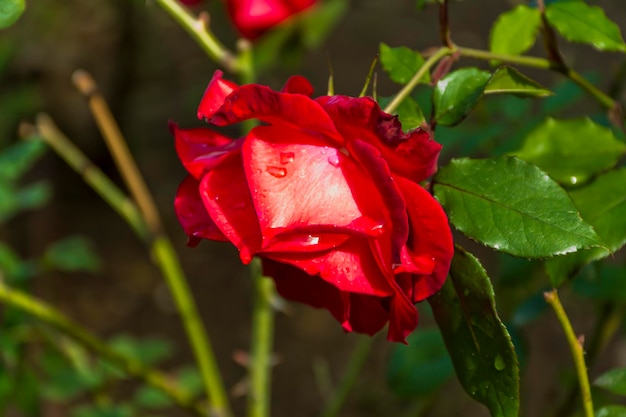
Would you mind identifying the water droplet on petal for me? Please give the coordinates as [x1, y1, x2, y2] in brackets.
[327, 154, 340, 167]
[304, 235, 320, 246]
[494, 354, 506, 371]
[280, 151, 295, 164]
[369, 224, 385, 236]
[266, 166, 287, 178]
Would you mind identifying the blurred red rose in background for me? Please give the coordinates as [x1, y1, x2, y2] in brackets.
[172, 70, 453, 342]
[226, 0, 317, 39]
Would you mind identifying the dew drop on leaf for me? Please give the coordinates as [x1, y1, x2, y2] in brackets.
[266, 166, 287, 178]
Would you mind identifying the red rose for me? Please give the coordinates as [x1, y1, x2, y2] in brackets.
[225, 0, 317, 40]
[172, 70, 453, 342]
[179, 0, 203, 5]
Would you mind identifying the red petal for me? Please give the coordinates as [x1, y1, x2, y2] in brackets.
[264, 259, 350, 329]
[197, 70, 238, 121]
[199, 153, 262, 263]
[386, 288, 419, 343]
[210, 84, 342, 145]
[266, 238, 394, 297]
[170, 122, 240, 179]
[280, 75, 314, 96]
[396, 177, 453, 302]
[346, 293, 390, 336]
[226, 0, 316, 40]
[174, 176, 228, 245]
[316, 95, 442, 182]
[242, 125, 387, 248]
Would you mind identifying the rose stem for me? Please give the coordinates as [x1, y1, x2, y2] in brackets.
[153, 0, 238, 73]
[32, 110, 229, 417]
[319, 336, 374, 417]
[0, 279, 206, 417]
[544, 289, 594, 417]
[383, 47, 452, 114]
[247, 258, 276, 417]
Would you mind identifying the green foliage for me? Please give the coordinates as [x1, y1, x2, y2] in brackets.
[595, 368, 626, 396]
[429, 246, 519, 417]
[484, 66, 553, 98]
[513, 118, 626, 185]
[545, 169, 626, 286]
[596, 406, 626, 417]
[545, 1, 626, 53]
[0, 0, 25, 29]
[377, 94, 426, 131]
[572, 266, 626, 302]
[433, 156, 601, 258]
[387, 328, 453, 397]
[433, 68, 491, 126]
[379, 43, 430, 85]
[490, 5, 541, 56]
[41, 236, 101, 273]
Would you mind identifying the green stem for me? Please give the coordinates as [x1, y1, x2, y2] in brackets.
[384, 47, 452, 114]
[456, 47, 621, 119]
[544, 290, 594, 417]
[31, 115, 232, 417]
[247, 258, 276, 417]
[153, 0, 238, 72]
[0, 281, 205, 417]
[319, 337, 374, 417]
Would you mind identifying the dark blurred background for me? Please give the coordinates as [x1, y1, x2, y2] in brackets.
[1, 0, 626, 416]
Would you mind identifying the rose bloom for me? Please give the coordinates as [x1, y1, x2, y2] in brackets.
[172, 70, 453, 342]
[179, 0, 316, 40]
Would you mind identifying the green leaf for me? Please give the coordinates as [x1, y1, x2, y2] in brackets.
[379, 43, 430, 85]
[485, 66, 553, 98]
[109, 335, 173, 366]
[513, 118, 626, 185]
[0, 0, 25, 29]
[429, 246, 519, 417]
[387, 328, 454, 397]
[41, 236, 101, 273]
[71, 404, 133, 417]
[546, 169, 626, 286]
[489, 5, 541, 56]
[595, 368, 626, 396]
[596, 406, 626, 417]
[433, 156, 601, 258]
[0, 140, 46, 182]
[545, 1, 626, 52]
[433, 68, 491, 126]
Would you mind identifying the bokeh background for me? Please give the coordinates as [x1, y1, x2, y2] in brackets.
[2, 0, 626, 416]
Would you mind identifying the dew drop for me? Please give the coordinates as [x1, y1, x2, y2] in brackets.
[304, 235, 320, 246]
[266, 166, 287, 178]
[369, 224, 385, 236]
[494, 354, 506, 371]
[280, 151, 295, 164]
[570, 176, 578, 185]
[327, 154, 340, 167]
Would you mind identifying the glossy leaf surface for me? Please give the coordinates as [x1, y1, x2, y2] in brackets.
[485, 66, 552, 98]
[513, 118, 626, 185]
[545, 1, 626, 52]
[546, 169, 626, 286]
[433, 68, 491, 126]
[595, 368, 626, 396]
[434, 157, 601, 258]
[490, 5, 541, 56]
[429, 246, 519, 417]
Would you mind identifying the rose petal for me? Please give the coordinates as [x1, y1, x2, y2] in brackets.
[210, 84, 342, 145]
[199, 153, 262, 263]
[396, 177, 453, 302]
[170, 122, 240, 179]
[264, 259, 350, 329]
[243, 125, 388, 249]
[197, 70, 239, 121]
[266, 237, 394, 297]
[346, 293, 390, 336]
[280, 75, 314, 96]
[226, 0, 316, 40]
[316, 95, 442, 182]
[387, 288, 419, 343]
[174, 176, 228, 245]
